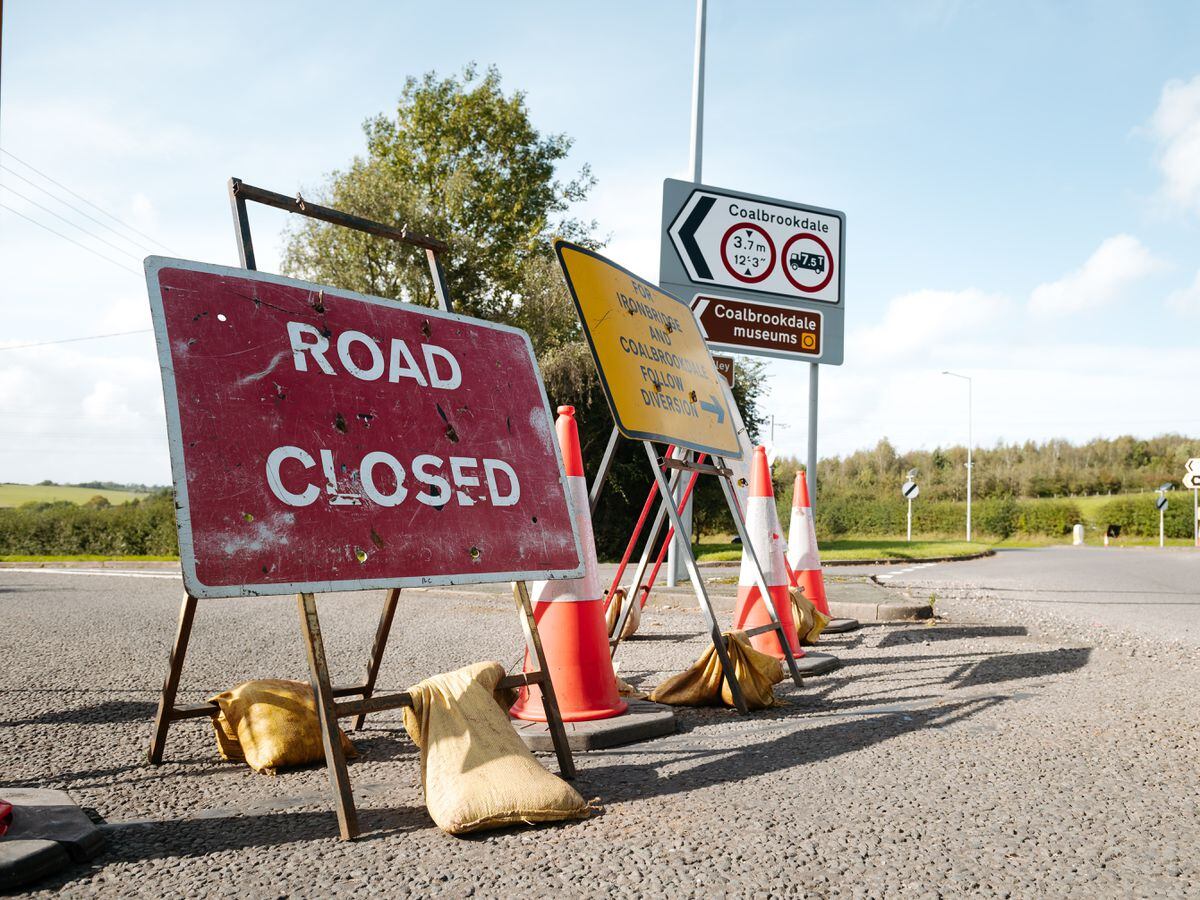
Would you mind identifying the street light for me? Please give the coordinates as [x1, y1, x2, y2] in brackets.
[942, 371, 973, 542]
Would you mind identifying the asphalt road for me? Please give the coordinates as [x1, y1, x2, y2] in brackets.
[2, 561, 1199, 897]
[837, 547, 1200, 648]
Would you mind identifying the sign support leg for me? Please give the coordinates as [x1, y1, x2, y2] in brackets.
[610, 451, 685, 652]
[643, 441, 749, 714]
[352, 587, 401, 731]
[714, 456, 805, 689]
[511, 581, 576, 778]
[807, 362, 819, 505]
[589, 426, 621, 515]
[148, 593, 199, 764]
[297, 592, 359, 841]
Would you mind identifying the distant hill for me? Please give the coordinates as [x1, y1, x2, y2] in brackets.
[0, 483, 153, 508]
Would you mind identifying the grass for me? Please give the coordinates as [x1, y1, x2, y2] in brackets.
[0, 483, 149, 508]
[0, 554, 179, 563]
[692, 536, 990, 563]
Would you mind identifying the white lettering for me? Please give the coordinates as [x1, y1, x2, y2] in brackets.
[266, 446, 320, 506]
[336, 330, 385, 380]
[413, 453, 451, 506]
[423, 345, 462, 390]
[388, 338, 428, 386]
[449, 456, 479, 506]
[287, 322, 336, 375]
[483, 459, 520, 507]
[360, 451, 407, 507]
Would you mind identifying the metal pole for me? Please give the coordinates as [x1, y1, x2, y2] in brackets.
[907, 498, 912, 543]
[1194, 487, 1198, 547]
[668, 0, 707, 588]
[806, 363, 819, 504]
[1160, 506, 1165, 548]
[967, 376, 973, 542]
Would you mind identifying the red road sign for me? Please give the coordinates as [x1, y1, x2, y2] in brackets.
[146, 258, 582, 599]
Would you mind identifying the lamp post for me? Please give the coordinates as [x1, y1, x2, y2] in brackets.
[942, 371, 973, 542]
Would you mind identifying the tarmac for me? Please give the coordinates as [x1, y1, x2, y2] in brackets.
[1, 561, 1198, 897]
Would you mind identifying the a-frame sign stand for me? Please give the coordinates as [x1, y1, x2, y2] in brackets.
[146, 180, 576, 841]
[554, 241, 804, 713]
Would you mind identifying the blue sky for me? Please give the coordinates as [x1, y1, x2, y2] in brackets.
[2, 0, 1199, 483]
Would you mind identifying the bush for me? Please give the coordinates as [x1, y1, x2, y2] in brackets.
[1095, 496, 1193, 539]
[0, 491, 179, 556]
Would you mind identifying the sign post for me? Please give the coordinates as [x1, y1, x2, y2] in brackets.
[1155, 484, 1172, 548]
[902, 479, 920, 543]
[555, 240, 805, 709]
[1184, 459, 1200, 546]
[144, 255, 583, 840]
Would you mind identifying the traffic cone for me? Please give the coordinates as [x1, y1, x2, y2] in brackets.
[511, 406, 627, 722]
[786, 471, 831, 617]
[731, 446, 802, 659]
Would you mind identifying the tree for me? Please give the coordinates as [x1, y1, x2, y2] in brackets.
[283, 64, 595, 321]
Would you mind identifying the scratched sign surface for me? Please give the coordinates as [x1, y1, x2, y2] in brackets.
[145, 258, 582, 599]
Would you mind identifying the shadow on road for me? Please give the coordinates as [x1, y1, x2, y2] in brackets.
[876, 625, 1027, 648]
[953, 647, 1091, 689]
[1, 698, 158, 728]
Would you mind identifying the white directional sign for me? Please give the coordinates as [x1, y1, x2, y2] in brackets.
[666, 183, 844, 306]
[1185, 459, 1200, 490]
[902, 481, 920, 499]
[660, 179, 845, 366]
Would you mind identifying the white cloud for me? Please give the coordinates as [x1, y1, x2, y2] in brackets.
[1148, 75, 1200, 215]
[1028, 235, 1163, 317]
[852, 288, 1008, 360]
[1167, 269, 1200, 315]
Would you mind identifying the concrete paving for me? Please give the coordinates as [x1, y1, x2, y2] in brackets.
[1, 565, 1198, 897]
[841, 546, 1200, 648]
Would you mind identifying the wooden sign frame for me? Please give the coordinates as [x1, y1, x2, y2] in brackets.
[146, 180, 576, 841]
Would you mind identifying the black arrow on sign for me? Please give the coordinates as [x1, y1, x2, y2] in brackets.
[678, 195, 715, 279]
[699, 393, 724, 424]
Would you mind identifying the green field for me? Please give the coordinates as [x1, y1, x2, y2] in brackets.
[0, 483, 150, 508]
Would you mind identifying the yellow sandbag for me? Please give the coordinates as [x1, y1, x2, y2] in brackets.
[209, 679, 357, 774]
[789, 586, 831, 645]
[648, 631, 784, 710]
[605, 588, 641, 639]
[402, 661, 590, 834]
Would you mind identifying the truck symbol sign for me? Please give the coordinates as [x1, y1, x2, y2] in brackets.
[789, 251, 825, 275]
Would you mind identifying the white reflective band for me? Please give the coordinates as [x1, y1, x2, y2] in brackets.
[530, 475, 601, 603]
[787, 504, 820, 572]
[738, 495, 788, 589]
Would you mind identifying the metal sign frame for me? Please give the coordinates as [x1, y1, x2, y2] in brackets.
[147, 180, 578, 842]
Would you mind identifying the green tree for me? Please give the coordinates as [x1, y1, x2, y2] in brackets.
[282, 64, 595, 321]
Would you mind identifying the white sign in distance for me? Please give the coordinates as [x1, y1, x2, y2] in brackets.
[902, 481, 919, 499]
[1156, 496, 1169, 511]
[1184, 471, 1200, 490]
[1186, 458, 1200, 474]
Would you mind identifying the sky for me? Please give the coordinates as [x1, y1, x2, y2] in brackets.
[1, 0, 1199, 485]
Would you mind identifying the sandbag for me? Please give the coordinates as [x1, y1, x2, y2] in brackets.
[648, 631, 784, 710]
[605, 587, 641, 639]
[402, 661, 590, 834]
[209, 679, 357, 774]
[789, 586, 831, 645]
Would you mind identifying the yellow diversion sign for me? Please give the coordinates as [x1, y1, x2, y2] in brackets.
[555, 240, 742, 458]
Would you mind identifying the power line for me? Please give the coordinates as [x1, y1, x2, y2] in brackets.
[0, 203, 141, 275]
[1, 182, 143, 260]
[0, 164, 157, 255]
[0, 148, 174, 253]
[0, 329, 153, 352]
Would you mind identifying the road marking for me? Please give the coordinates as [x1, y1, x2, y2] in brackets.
[0, 567, 181, 580]
[877, 562, 939, 581]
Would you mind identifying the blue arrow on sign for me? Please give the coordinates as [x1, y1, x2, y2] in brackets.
[700, 393, 724, 424]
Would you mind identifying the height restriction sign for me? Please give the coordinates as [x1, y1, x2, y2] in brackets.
[554, 241, 741, 458]
[145, 258, 583, 598]
[660, 178, 845, 365]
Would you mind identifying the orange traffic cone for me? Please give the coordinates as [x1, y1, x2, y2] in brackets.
[786, 472, 831, 617]
[731, 446, 802, 659]
[511, 406, 627, 723]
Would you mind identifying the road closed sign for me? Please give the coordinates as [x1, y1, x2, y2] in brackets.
[554, 241, 741, 458]
[145, 258, 582, 599]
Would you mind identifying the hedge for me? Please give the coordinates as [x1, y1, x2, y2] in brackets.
[1094, 497, 1194, 539]
[0, 495, 178, 556]
[791, 495, 1082, 539]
